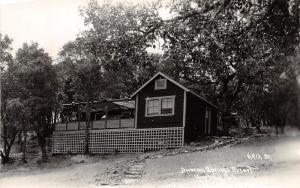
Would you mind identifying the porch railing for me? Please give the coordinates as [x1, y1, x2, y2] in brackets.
[55, 118, 134, 131]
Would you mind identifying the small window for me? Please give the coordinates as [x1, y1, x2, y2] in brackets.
[146, 99, 160, 115]
[155, 79, 167, 90]
[161, 98, 173, 114]
[145, 96, 175, 117]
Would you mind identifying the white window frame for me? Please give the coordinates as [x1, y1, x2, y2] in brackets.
[145, 95, 175, 117]
[155, 79, 167, 90]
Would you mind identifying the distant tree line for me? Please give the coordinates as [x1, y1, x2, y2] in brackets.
[0, 0, 299, 164]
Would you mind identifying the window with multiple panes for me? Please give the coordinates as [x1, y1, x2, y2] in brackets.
[155, 79, 167, 90]
[145, 96, 175, 117]
[161, 98, 173, 114]
[146, 99, 160, 115]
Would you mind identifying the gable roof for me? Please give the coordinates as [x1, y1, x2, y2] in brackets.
[131, 72, 220, 110]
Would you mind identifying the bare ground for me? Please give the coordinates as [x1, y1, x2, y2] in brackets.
[1, 127, 299, 188]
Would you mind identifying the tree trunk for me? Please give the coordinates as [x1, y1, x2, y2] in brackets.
[37, 133, 47, 161]
[1, 124, 16, 164]
[22, 130, 27, 163]
[280, 118, 285, 134]
[41, 144, 47, 161]
[280, 126, 285, 134]
[17, 131, 22, 145]
[1, 137, 15, 164]
[84, 100, 91, 154]
[256, 125, 261, 133]
[1, 150, 9, 164]
[256, 117, 261, 133]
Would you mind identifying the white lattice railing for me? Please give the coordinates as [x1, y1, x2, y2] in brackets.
[52, 127, 184, 154]
[55, 118, 134, 131]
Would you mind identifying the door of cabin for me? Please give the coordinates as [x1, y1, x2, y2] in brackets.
[205, 107, 212, 136]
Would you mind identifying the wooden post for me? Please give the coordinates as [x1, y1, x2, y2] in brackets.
[134, 94, 138, 129]
[133, 113, 135, 129]
[78, 104, 80, 130]
[182, 91, 186, 146]
[119, 107, 121, 128]
[65, 116, 68, 131]
[105, 104, 108, 129]
[84, 100, 91, 154]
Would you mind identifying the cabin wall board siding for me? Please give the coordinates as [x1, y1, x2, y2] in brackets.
[210, 108, 218, 135]
[185, 93, 220, 140]
[185, 92, 206, 141]
[136, 76, 184, 129]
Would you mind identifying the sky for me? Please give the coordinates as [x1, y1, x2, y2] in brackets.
[0, 0, 91, 60]
[0, 0, 173, 60]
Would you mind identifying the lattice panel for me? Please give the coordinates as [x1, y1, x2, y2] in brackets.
[52, 131, 85, 153]
[52, 127, 183, 154]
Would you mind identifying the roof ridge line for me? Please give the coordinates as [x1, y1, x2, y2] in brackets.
[131, 72, 220, 110]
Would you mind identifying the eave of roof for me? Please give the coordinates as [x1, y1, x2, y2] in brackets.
[130, 72, 220, 110]
[62, 100, 135, 109]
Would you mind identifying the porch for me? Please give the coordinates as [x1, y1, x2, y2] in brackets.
[55, 118, 135, 131]
[52, 99, 184, 154]
[54, 99, 135, 131]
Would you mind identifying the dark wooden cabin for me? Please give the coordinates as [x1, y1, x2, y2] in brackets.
[52, 72, 222, 154]
[131, 72, 221, 142]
